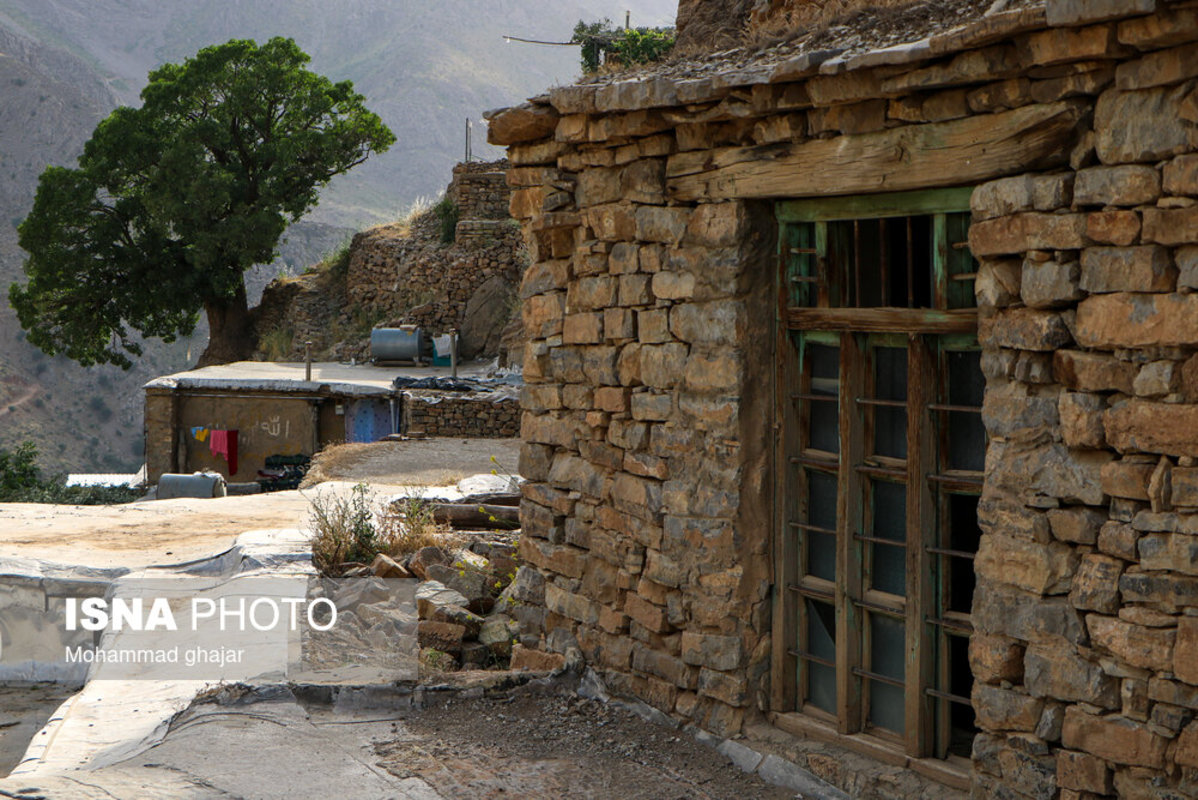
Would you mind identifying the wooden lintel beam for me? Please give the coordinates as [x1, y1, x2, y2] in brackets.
[786, 307, 978, 334]
[667, 100, 1085, 202]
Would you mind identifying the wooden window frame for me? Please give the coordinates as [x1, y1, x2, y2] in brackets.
[771, 187, 982, 782]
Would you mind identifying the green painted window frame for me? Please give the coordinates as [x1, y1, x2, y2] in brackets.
[773, 187, 984, 765]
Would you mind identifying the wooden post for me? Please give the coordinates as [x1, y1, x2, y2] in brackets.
[836, 332, 865, 734]
[905, 335, 936, 756]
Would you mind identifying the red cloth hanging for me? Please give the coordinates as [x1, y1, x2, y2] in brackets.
[209, 429, 239, 476]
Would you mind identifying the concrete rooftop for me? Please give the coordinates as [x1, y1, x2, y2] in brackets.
[144, 360, 498, 397]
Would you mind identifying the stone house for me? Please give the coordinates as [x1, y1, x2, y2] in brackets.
[143, 362, 518, 483]
[487, 1, 1198, 797]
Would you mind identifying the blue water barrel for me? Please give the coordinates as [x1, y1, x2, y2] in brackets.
[158, 472, 227, 499]
[371, 327, 431, 362]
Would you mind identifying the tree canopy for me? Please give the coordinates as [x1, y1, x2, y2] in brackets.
[571, 19, 675, 74]
[10, 37, 394, 368]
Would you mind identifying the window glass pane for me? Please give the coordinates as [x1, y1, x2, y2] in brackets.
[869, 613, 906, 733]
[870, 613, 906, 681]
[870, 681, 905, 734]
[944, 632, 977, 757]
[807, 532, 836, 582]
[945, 212, 977, 310]
[872, 480, 906, 541]
[806, 599, 836, 714]
[947, 350, 985, 471]
[872, 542, 906, 597]
[873, 347, 907, 459]
[947, 350, 983, 406]
[809, 662, 837, 715]
[784, 222, 817, 307]
[807, 343, 839, 453]
[947, 412, 985, 472]
[825, 216, 936, 308]
[945, 493, 980, 614]
[871, 480, 906, 596]
[807, 469, 837, 531]
[806, 470, 837, 581]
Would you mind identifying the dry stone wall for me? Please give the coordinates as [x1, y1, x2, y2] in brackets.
[402, 390, 520, 438]
[343, 217, 523, 359]
[968, 54, 1198, 798]
[343, 160, 523, 360]
[491, 1, 1198, 798]
[254, 159, 525, 363]
[450, 160, 512, 222]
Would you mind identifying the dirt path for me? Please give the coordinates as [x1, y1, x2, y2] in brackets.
[375, 686, 794, 800]
[0, 384, 38, 419]
[302, 438, 521, 489]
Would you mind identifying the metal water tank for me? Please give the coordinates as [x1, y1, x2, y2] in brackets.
[157, 472, 228, 499]
[371, 327, 432, 362]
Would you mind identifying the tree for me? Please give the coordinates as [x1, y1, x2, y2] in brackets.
[10, 37, 394, 368]
[571, 19, 675, 74]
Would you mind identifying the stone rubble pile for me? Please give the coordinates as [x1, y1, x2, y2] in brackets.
[369, 531, 564, 675]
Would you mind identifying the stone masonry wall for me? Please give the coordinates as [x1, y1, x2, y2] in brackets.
[450, 160, 511, 222]
[513, 194, 773, 741]
[402, 391, 520, 438]
[345, 214, 521, 322]
[144, 388, 176, 482]
[343, 212, 523, 360]
[253, 160, 523, 363]
[492, 2, 1198, 798]
[967, 39, 1198, 800]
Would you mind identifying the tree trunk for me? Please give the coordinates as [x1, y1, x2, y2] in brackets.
[428, 503, 521, 529]
[197, 283, 255, 367]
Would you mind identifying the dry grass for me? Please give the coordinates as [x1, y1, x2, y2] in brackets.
[671, 0, 958, 54]
[300, 440, 481, 489]
[308, 482, 379, 573]
[301, 442, 377, 487]
[378, 496, 445, 556]
[259, 324, 294, 361]
[307, 484, 456, 573]
[743, 0, 923, 46]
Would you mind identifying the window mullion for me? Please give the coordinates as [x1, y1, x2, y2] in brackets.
[905, 335, 937, 757]
[815, 221, 829, 307]
[836, 332, 865, 735]
[932, 213, 948, 311]
[772, 233, 801, 712]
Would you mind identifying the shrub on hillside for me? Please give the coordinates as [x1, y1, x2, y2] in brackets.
[0, 441, 140, 504]
[433, 195, 458, 244]
[571, 19, 675, 73]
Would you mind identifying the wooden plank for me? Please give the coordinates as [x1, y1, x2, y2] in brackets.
[668, 100, 1084, 202]
[836, 332, 865, 735]
[770, 711, 971, 790]
[778, 187, 973, 223]
[787, 307, 977, 334]
[909, 755, 972, 792]
[772, 252, 801, 714]
[905, 336, 936, 758]
[772, 712, 910, 769]
[933, 213, 949, 311]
